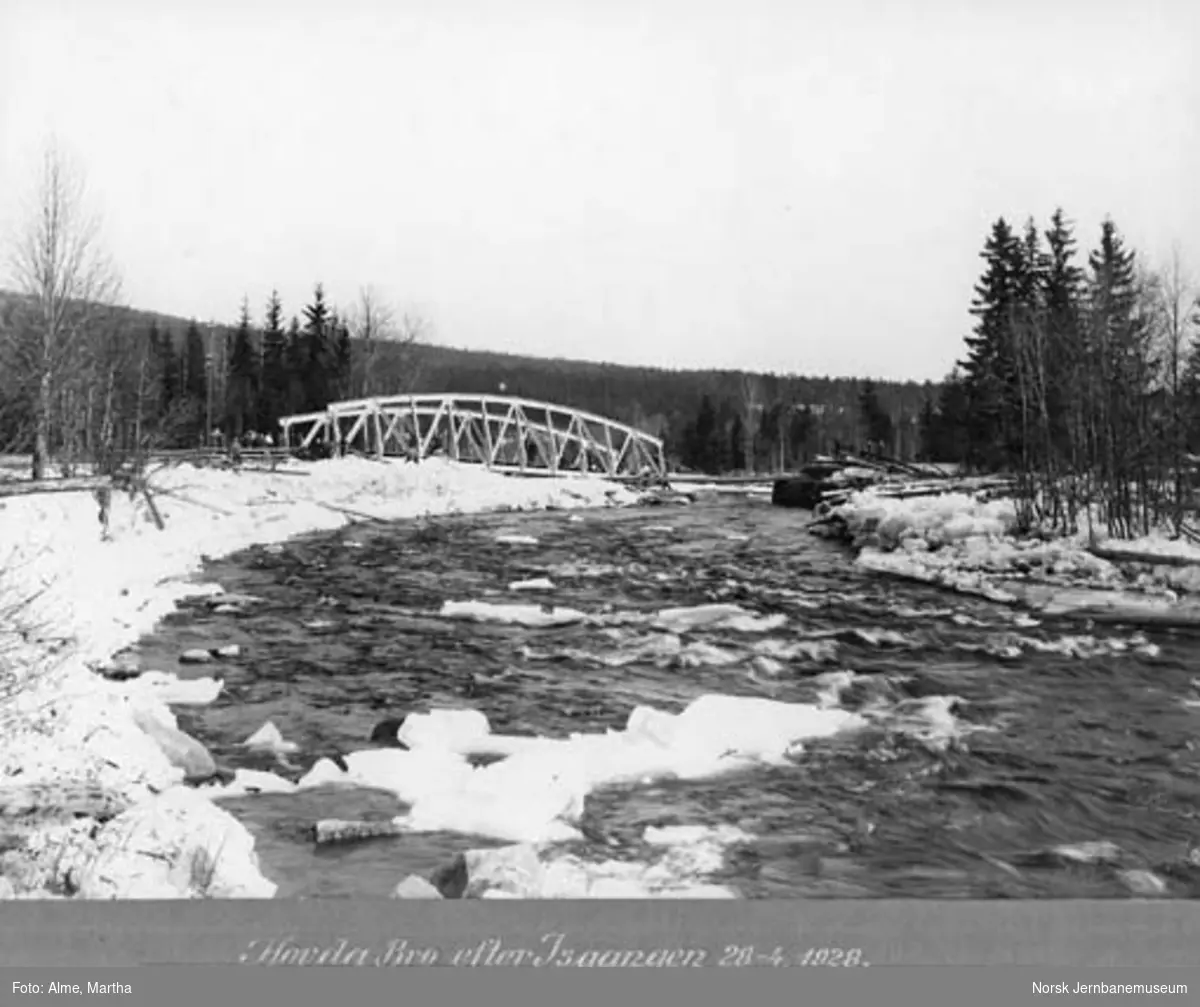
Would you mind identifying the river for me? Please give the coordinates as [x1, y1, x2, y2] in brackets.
[134, 493, 1200, 898]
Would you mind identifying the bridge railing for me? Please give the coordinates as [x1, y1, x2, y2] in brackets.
[278, 393, 667, 479]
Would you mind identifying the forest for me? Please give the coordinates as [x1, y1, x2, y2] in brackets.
[919, 211, 1200, 536]
[0, 284, 935, 473]
[2, 149, 1198, 514]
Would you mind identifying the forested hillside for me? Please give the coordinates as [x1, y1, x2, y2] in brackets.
[0, 287, 937, 473]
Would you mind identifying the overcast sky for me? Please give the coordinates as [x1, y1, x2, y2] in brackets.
[1, 0, 1196, 381]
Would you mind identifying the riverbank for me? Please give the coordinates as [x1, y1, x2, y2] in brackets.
[823, 489, 1200, 623]
[0, 457, 641, 899]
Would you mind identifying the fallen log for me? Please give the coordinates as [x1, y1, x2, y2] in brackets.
[147, 486, 233, 516]
[0, 476, 111, 498]
[1089, 545, 1200, 568]
[0, 783, 131, 823]
[312, 817, 406, 845]
[820, 476, 1015, 506]
[313, 500, 389, 523]
[140, 485, 166, 531]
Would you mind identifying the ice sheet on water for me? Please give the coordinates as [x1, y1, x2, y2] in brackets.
[653, 603, 788, 634]
[438, 599, 589, 627]
[508, 577, 556, 592]
[286, 693, 866, 846]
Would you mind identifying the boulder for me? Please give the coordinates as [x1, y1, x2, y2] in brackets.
[96, 651, 141, 679]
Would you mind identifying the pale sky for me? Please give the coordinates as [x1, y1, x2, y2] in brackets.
[2, 0, 1196, 381]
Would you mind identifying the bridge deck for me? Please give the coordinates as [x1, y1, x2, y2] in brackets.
[278, 393, 667, 479]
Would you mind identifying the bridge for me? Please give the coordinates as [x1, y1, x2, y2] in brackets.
[277, 393, 668, 480]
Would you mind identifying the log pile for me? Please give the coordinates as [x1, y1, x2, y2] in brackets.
[773, 453, 1015, 514]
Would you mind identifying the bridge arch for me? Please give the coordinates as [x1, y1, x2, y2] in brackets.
[278, 393, 667, 479]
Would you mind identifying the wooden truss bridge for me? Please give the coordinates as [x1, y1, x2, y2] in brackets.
[277, 393, 668, 479]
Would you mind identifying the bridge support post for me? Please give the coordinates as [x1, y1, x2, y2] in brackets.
[371, 401, 384, 460]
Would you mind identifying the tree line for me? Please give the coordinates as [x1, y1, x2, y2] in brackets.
[0, 142, 948, 480]
[918, 210, 1200, 535]
[406, 344, 933, 473]
[132, 285, 357, 449]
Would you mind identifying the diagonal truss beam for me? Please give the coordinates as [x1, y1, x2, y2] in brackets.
[278, 393, 666, 479]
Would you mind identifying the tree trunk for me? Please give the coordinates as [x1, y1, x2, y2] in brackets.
[31, 369, 51, 481]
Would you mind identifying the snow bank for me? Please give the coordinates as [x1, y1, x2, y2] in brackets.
[0, 457, 639, 898]
[830, 488, 1200, 617]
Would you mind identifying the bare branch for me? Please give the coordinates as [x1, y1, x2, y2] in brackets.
[3, 141, 123, 479]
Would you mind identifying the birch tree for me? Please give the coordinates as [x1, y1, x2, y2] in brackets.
[5, 143, 121, 479]
[348, 286, 427, 397]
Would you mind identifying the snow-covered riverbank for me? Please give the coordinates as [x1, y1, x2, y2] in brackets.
[0, 458, 642, 899]
[824, 490, 1200, 620]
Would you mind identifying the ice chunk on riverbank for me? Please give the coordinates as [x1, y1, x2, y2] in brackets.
[831, 487, 1200, 618]
[832, 491, 1017, 551]
[119, 672, 223, 706]
[71, 787, 276, 899]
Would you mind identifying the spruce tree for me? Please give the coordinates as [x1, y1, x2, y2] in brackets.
[285, 316, 305, 415]
[227, 297, 258, 437]
[156, 326, 179, 415]
[183, 320, 208, 403]
[684, 395, 719, 473]
[729, 412, 744, 471]
[302, 284, 331, 412]
[960, 218, 1025, 470]
[334, 316, 353, 399]
[259, 290, 286, 434]
[1039, 208, 1085, 460]
[1183, 314, 1200, 451]
[858, 380, 894, 453]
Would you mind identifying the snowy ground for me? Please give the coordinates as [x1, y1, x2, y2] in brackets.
[0, 458, 648, 899]
[826, 490, 1200, 617]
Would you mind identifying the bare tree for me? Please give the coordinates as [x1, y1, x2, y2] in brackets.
[5, 142, 121, 479]
[739, 372, 763, 472]
[348, 286, 394, 397]
[347, 286, 427, 397]
[1152, 249, 1197, 523]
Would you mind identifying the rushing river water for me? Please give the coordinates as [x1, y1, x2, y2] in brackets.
[136, 494, 1200, 899]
